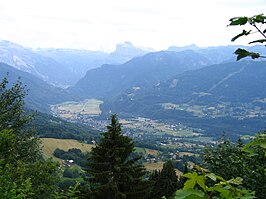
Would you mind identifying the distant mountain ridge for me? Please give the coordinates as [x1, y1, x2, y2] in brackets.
[71, 44, 259, 100]
[105, 41, 150, 64]
[35, 41, 151, 85]
[0, 62, 76, 112]
[168, 44, 266, 64]
[108, 61, 266, 110]
[0, 40, 152, 86]
[70, 50, 212, 99]
[167, 44, 200, 52]
[0, 40, 75, 86]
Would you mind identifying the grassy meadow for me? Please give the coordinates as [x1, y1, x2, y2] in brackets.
[51, 99, 103, 119]
[41, 138, 94, 161]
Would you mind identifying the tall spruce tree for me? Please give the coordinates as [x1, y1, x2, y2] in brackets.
[151, 160, 178, 199]
[86, 115, 150, 199]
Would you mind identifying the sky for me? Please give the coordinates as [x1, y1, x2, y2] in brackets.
[0, 0, 265, 52]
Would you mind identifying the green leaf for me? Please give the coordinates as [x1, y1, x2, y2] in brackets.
[249, 39, 266, 44]
[216, 187, 230, 198]
[174, 189, 205, 199]
[227, 177, 243, 185]
[242, 147, 258, 157]
[231, 30, 251, 42]
[253, 14, 266, 23]
[229, 17, 248, 26]
[240, 196, 256, 199]
[234, 48, 260, 61]
[184, 179, 196, 190]
[214, 174, 226, 182]
[243, 139, 266, 150]
[206, 173, 216, 181]
[183, 172, 198, 179]
[196, 176, 206, 191]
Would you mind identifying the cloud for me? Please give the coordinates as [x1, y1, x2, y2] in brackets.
[0, 0, 265, 51]
[216, 0, 266, 7]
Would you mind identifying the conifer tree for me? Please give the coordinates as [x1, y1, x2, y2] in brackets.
[151, 160, 178, 199]
[86, 114, 150, 199]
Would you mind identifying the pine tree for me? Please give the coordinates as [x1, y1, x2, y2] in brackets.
[151, 160, 178, 199]
[86, 115, 150, 199]
[148, 170, 160, 199]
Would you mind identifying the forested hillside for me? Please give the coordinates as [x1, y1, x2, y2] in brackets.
[0, 62, 77, 112]
[70, 50, 211, 99]
[101, 60, 266, 138]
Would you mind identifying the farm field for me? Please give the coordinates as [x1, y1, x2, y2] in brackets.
[144, 161, 182, 176]
[41, 138, 162, 160]
[144, 161, 164, 171]
[41, 138, 186, 172]
[51, 99, 103, 119]
[41, 138, 94, 161]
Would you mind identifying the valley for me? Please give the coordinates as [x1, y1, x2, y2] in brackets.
[51, 99, 103, 119]
[51, 99, 214, 155]
[161, 101, 266, 119]
[1, 40, 266, 178]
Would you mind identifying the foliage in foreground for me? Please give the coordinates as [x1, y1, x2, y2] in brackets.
[202, 133, 266, 199]
[174, 165, 255, 199]
[172, 132, 266, 199]
[228, 13, 266, 60]
[0, 76, 79, 198]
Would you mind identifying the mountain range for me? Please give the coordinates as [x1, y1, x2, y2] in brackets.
[71, 44, 264, 99]
[70, 50, 212, 99]
[0, 40, 265, 136]
[35, 41, 149, 85]
[0, 40, 151, 86]
[105, 60, 266, 110]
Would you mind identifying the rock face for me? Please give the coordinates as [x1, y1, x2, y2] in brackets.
[0, 40, 43, 76]
[105, 41, 150, 64]
[0, 40, 71, 86]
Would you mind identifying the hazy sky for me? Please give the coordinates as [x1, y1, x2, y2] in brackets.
[0, 0, 265, 51]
